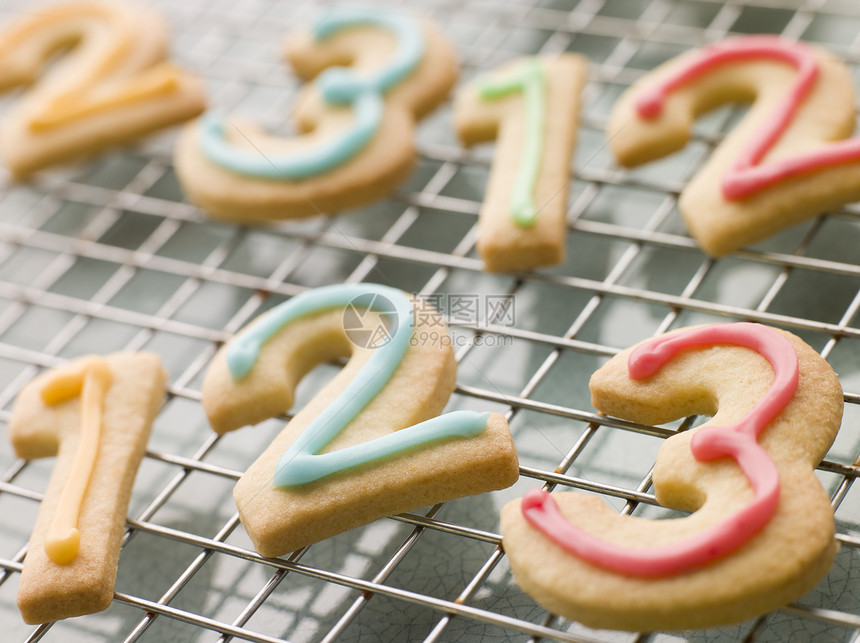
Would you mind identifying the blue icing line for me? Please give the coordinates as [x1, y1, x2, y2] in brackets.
[275, 411, 490, 486]
[224, 283, 490, 487]
[197, 9, 424, 179]
[314, 9, 425, 101]
[226, 283, 404, 380]
[198, 92, 382, 180]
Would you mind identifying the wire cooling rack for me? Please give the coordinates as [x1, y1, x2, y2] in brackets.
[2, 0, 860, 641]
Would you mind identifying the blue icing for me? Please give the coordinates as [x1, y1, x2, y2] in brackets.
[198, 10, 424, 179]
[314, 9, 425, 99]
[223, 283, 490, 487]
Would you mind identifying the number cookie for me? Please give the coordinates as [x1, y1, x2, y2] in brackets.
[10, 353, 167, 624]
[202, 284, 518, 557]
[454, 54, 586, 272]
[608, 35, 860, 256]
[175, 8, 457, 222]
[0, 1, 205, 177]
[501, 323, 843, 631]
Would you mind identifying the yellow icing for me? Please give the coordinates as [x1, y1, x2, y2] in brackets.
[41, 357, 113, 565]
[30, 63, 181, 130]
[0, 2, 182, 130]
[0, 4, 107, 58]
[43, 526, 80, 567]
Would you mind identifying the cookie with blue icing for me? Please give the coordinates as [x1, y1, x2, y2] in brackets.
[176, 9, 457, 221]
[202, 284, 518, 557]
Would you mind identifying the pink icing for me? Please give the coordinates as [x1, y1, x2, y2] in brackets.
[635, 35, 860, 200]
[521, 323, 797, 577]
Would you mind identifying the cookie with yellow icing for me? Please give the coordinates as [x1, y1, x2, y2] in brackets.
[0, 1, 205, 177]
[11, 352, 167, 624]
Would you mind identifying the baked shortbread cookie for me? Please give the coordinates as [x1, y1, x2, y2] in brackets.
[11, 353, 167, 624]
[455, 54, 586, 272]
[0, 1, 205, 177]
[502, 323, 843, 631]
[608, 35, 860, 256]
[202, 284, 518, 557]
[176, 8, 457, 221]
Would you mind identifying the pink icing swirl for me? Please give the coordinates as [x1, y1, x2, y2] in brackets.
[635, 35, 860, 200]
[521, 323, 797, 577]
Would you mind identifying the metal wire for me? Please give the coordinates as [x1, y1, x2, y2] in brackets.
[1, 0, 860, 641]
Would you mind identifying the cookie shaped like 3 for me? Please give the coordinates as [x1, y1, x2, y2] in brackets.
[501, 323, 842, 631]
[202, 284, 518, 557]
[455, 55, 586, 272]
[0, 1, 205, 177]
[10, 353, 167, 624]
[176, 9, 457, 221]
[608, 35, 860, 256]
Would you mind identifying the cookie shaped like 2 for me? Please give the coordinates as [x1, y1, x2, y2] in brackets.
[10, 353, 167, 624]
[202, 284, 518, 557]
[455, 55, 586, 272]
[0, 1, 205, 177]
[501, 323, 843, 631]
[608, 35, 860, 257]
[176, 8, 457, 221]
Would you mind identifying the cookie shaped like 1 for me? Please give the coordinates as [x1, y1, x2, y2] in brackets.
[501, 323, 843, 631]
[0, 1, 205, 177]
[455, 55, 586, 272]
[176, 9, 457, 222]
[202, 284, 518, 557]
[608, 35, 860, 257]
[10, 353, 167, 624]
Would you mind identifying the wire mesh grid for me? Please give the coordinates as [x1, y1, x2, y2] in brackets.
[1, 0, 860, 641]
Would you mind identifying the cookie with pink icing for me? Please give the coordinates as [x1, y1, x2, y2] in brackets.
[608, 35, 860, 256]
[501, 323, 843, 631]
